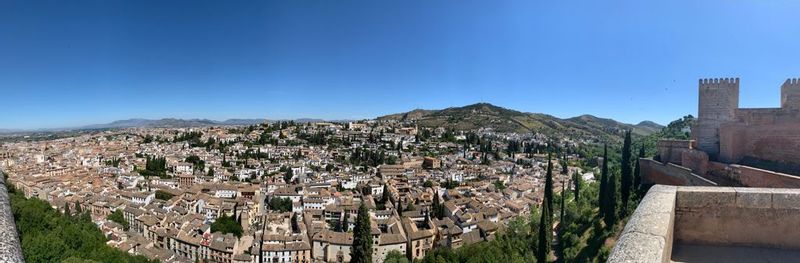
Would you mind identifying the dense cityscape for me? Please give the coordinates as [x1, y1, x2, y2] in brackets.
[3, 1, 797, 262]
[1, 104, 660, 262]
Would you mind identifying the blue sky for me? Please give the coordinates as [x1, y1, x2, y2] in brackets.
[2, 0, 800, 130]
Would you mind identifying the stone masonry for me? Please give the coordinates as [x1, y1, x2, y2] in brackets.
[0, 170, 24, 263]
[695, 77, 800, 168]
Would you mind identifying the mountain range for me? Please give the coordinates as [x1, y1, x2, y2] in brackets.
[2, 103, 665, 140]
[378, 103, 663, 139]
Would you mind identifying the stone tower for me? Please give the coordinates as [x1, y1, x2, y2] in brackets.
[694, 78, 739, 159]
[781, 78, 800, 110]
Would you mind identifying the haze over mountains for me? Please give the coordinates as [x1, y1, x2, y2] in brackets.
[2, 103, 664, 138]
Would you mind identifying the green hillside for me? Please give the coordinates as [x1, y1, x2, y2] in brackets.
[377, 103, 663, 140]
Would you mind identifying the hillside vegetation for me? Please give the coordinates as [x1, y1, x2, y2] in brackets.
[378, 103, 663, 140]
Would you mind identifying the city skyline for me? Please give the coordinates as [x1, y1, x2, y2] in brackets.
[3, 0, 800, 129]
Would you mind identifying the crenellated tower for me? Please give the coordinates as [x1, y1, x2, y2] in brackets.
[694, 78, 740, 159]
[781, 78, 800, 110]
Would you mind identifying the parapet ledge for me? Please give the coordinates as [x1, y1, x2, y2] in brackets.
[609, 185, 677, 263]
[675, 186, 800, 210]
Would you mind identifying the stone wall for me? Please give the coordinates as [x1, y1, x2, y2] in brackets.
[782, 78, 800, 110]
[719, 122, 800, 167]
[680, 149, 709, 176]
[675, 187, 800, 249]
[609, 185, 677, 263]
[714, 163, 800, 188]
[611, 186, 800, 262]
[639, 159, 716, 187]
[0, 170, 25, 263]
[695, 78, 739, 158]
[657, 139, 693, 165]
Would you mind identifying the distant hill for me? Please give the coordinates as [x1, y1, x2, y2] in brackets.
[378, 103, 663, 140]
[78, 118, 266, 129]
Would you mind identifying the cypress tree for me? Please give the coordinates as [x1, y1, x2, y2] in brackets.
[291, 213, 300, 233]
[432, 191, 442, 219]
[573, 172, 581, 202]
[599, 144, 609, 217]
[620, 130, 633, 212]
[350, 202, 373, 263]
[605, 168, 618, 227]
[544, 154, 554, 217]
[536, 154, 555, 262]
[560, 183, 566, 225]
[634, 144, 645, 190]
[381, 184, 392, 204]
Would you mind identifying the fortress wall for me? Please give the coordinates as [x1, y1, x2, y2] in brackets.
[696, 78, 739, 158]
[681, 150, 709, 176]
[719, 122, 800, 166]
[728, 164, 800, 188]
[657, 140, 693, 165]
[640, 159, 716, 186]
[734, 108, 781, 125]
[782, 78, 800, 110]
[675, 187, 800, 249]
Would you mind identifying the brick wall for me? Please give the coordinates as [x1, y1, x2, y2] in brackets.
[640, 159, 716, 186]
[719, 122, 800, 166]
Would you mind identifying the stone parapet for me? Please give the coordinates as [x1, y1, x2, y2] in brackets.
[0, 170, 24, 263]
[609, 185, 677, 263]
[611, 186, 800, 262]
[639, 158, 716, 187]
[675, 187, 800, 249]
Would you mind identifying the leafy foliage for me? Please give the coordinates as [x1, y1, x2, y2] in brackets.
[384, 250, 410, 263]
[350, 202, 373, 263]
[210, 214, 242, 238]
[9, 187, 156, 263]
[107, 209, 129, 231]
[268, 197, 293, 213]
[154, 190, 175, 201]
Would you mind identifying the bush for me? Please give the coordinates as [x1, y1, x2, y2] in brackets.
[210, 215, 242, 238]
[9, 190, 155, 263]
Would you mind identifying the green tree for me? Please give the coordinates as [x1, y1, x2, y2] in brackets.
[350, 202, 373, 263]
[107, 209, 129, 230]
[599, 144, 609, 218]
[284, 168, 294, 184]
[9, 191, 155, 263]
[432, 191, 444, 220]
[634, 144, 645, 190]
[268, 197, 293, 213]
[384, 250, 410, 263]
[605, 167, 618, 227]
[423, 180, 434, 188]
[536, 155, 555, 263]
[573, 172, 582, 202]
[620, 130, 633, 212]
[406, 201, 416, 212]
[211, 214, 243, 238]
[155, 190, 175, 201]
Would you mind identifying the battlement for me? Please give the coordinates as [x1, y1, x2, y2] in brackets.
[782, 78, 800, 110]
[696, 77, 740, 158]
[699, 77, 740, 86]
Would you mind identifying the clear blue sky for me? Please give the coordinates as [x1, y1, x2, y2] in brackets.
[2, 0, 800, 130]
